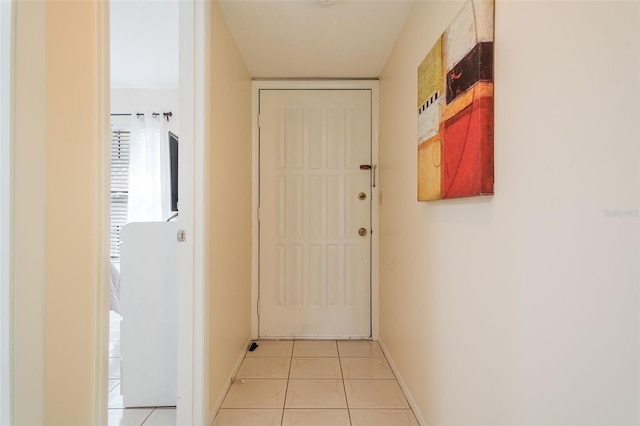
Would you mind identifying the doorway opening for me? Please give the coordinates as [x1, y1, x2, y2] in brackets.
[102, 1, 208, 425]
[107, 0, 179, 422]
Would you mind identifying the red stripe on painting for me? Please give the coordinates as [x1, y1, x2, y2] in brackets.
[442, 95, 494, 199]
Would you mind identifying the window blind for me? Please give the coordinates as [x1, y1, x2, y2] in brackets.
[110, 130, 130, 259]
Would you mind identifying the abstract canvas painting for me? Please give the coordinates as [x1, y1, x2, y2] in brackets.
[417, 0, 494, 201]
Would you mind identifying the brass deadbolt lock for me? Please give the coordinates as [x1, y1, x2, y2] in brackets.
[358, 192, 367, 200]
[358, 228, 368, 237]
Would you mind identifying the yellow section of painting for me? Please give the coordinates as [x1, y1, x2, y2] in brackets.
[417, 36, 443, 108]
[418, 134, 441, 201]
[442, 81, 494, 122]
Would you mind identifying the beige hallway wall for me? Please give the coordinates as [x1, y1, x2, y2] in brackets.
[208, 0, 253, 416]
[12, 2, 47, 424]
[13, 1, 106, 424]
[379, 1, 639, 424]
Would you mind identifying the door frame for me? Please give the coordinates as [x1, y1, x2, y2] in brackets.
[0, 0, 12, 423]
[251, 80, 380, 340]
[176, 1, 209, 424]
[95, 1, 208, 424]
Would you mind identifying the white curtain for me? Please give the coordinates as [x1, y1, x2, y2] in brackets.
[128, 114, 171, 222]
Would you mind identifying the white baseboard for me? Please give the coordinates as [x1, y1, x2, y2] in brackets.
[208, 336, 253, 426]
[378, 338, 427, 426]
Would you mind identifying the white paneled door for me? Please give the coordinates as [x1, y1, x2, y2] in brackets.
[259, 90, 372, 338]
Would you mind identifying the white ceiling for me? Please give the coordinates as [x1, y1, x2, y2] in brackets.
[110, 0, 179, 89]
[110, 0, 415, 88]
[218, 0, 415, 79]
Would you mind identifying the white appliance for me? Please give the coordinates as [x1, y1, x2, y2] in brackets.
[120, 221, 178, 407]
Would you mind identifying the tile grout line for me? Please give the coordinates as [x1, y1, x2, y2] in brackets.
[138, 407, 155, 426]
[337, 341, 355, 426]
[279, 340, 295, 426]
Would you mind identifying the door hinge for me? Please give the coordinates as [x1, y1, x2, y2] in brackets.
[257, 207, 261, 221]
[257, 114, 261, 128]
[177, 229, 186, 242]
[257, 300, 260, 315]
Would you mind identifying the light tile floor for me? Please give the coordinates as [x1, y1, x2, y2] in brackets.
[108, 311, 176, 426]
[213, 340, 419, 426]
